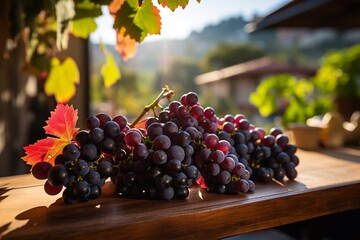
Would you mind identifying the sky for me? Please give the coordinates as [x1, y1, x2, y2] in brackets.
[90, 0, 289, 45]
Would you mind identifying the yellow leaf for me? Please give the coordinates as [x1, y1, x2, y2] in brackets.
[71, 18, 97, 38]
[101, 54, 121, 87]
[45, 57, 80, 103]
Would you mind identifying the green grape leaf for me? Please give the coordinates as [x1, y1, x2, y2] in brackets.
[74, 1, 102, 19]
[71, 17, 97, 38]
[101, 53, 121, 87]
[45, 57, 80, 103]
[134, 0, 161, 35]
[113, 0, 146, 42]
[158, 0, 189, 11]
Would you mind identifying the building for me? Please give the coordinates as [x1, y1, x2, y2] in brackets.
[195, 57, 315, 112]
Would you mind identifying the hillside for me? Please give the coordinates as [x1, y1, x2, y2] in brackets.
[90, 16, 249, 73]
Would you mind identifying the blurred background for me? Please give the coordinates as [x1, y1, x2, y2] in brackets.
[1, 0, 360, 177]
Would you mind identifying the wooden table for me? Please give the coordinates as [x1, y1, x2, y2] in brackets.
[1, 147, 360, 240]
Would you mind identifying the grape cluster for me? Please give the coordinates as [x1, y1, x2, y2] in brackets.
[111, 119, 200, 200]
[214, 116, 300, 183]
[31, 90, 300, 203]
[31, 113, 129, 203]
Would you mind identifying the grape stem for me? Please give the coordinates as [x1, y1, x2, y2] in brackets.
[129, 85, 174, 128]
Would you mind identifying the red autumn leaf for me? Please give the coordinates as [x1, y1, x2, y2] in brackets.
[44, 103, 79, 140]
[22, 103, 79, 166]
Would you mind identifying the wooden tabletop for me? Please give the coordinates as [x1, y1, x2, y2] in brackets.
[1, 147, 360, 240]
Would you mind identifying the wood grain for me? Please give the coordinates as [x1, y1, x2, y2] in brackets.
[0, 147, 359, 239]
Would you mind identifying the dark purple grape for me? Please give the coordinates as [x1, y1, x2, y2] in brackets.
[153, 135, 171, 151]
[236, 179, 250, 192]
[167, 145, 185, 161]
[31, 161, 52, 180]
[147, 122, 163, 140]
[174, 187, 189, 200]
[104, 121, 120, 138]
[152, 150, 167, 165]
[81, 144, 99, 162]
[156, 174, 172, 189]
[217, 171, 231, 185]
[72, 180, 90, 198]
[209, 150, 225, 164]
[276, 134, 289, 149]
[86, 116, 100, 130]
[75, 130, 90, 147]
[89, 127, 104, 144]
[62, 143, 80, 161]
[96, 113, 112, 129]
[125, 129, 142, 147]
[48, 164, 69, 186]
[44, 180, 63, 195]
[159, 110, 171, 123]
[113, 115, 128, 129]
[163, 121, 178, 137]
[160, 187, 174, 200]
[98, 160, 113, 178]
[133, 143, 149, 160]
[185, 92, 198, 106]
[166, 159, 182, 175]
[73, 159, 90, 176]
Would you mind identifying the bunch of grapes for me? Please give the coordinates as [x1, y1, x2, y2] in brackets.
[111, 118, 200, 200]
[215, 116, 300, 183]
[31, 113, 129, 203]
[31, 89, 300, 204]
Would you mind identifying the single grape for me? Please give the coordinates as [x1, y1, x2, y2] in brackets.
[48, 164, 69, 186]
[113, 115, 128, 130]
[160, 187, 174, 200]
[185, 92, 198, 106]
[125, 129, 142, 147]
[153, 134, 171, 151]
[44, 180, 63, 195]
[104, 121, 120, 138]
[98, 160, 113, 178]
[204, 134, 219, 149]
[86, 116, 100, 130]
[147, 122, 163, 140]
[80, 144, 99, 162]
[31, 161, 52, 180]
[217, 171, 231, 185]
[63, 143, 80, 161]
[89, 127, 104, 144]
[276, 134, 289, 149]
[236, 179, 250, 192]
[75, 130, 90, 147]
[167, 145, 185, 161]
[73, 159, 90, 176]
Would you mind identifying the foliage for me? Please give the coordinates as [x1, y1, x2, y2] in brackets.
[250, 74, 331, 127]
[201, 43, 266, 72]
[23, 103, 79, 166]
[5, 0, 202, 103]
[314, 44, 360, 98]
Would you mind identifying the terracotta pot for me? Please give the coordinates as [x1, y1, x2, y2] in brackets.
[288, 123, 322, 150]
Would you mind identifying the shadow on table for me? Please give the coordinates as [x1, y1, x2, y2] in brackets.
[317, 146, 360, 163]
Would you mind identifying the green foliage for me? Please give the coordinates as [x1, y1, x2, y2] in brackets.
[314, 44, 360, 97]
[201, 43, 266, 72]
[250, 74, 331, 127]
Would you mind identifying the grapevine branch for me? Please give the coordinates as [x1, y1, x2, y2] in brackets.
[129, 85, 174, 128]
